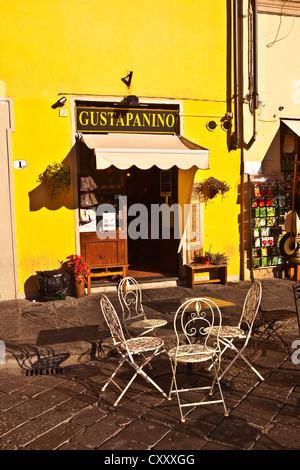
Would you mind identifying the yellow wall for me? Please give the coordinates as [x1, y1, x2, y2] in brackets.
[181, 100, 240, 275]
[0, 0, 241, 294]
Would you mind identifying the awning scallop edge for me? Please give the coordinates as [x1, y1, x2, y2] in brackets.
[80, 133, 210, 170]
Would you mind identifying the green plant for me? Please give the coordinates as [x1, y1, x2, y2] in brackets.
[205, 251, 229, 265]
[193, 253, 208, 264]
[37, 162, 71, 199]
[193, 251, 229, 265]
[196, 176, 230, 205]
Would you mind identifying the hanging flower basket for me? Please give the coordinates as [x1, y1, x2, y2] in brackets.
[37, 162, 71, 199]
[196, 177, 230, 205]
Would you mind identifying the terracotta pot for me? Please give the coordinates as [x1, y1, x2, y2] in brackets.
[73, 275, 86, 298]
[208, 186, 219, 199]
[202, 182, 219, 200]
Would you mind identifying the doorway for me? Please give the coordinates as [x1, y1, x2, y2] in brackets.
[77, 139, 179, 280]
[126, 166, 179, 277]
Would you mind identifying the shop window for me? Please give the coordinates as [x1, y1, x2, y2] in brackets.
[185, 183, 203, 264]
[251, 176, 286, 269]
[250, 125, 300, 270]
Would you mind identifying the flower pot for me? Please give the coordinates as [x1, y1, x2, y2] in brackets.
[207, 186, 219, 199]
[73, 275, 86, 298]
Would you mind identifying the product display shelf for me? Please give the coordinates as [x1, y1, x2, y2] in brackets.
[251, 176, 292, 269]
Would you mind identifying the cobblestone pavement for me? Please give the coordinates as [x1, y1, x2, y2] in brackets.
[0, 343, 299, 451]
[0, 279, 299, 452]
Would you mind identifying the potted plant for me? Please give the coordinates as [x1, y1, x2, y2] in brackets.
[204, 251, 229, 266]
[37, 162, 71, 199]
[66, 254, 89, 297]
[194, 254, 210, 264]
[193, 251, 229, 266]
[196, 176, 230, 205]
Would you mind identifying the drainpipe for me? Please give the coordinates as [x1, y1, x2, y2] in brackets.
[252, 0, 259, 140]
[232, 1, 246, 279]
[233, 0, 240, 150]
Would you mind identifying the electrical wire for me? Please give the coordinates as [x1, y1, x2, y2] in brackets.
[58, 92, 231, 103]
[267, 0, 295, 48]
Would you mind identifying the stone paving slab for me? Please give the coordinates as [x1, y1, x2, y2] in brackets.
[0, 278, 297, 368]
[0, 341, 297, 451]
[0, 278, 299, 451]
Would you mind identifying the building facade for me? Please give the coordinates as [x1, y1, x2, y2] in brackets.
[0, 1, 244, 300]
[241, 0, 300, 278]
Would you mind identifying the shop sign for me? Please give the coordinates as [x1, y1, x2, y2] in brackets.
[76, 107, 178, 134]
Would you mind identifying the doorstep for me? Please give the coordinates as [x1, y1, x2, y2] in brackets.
[89, 275, 182, 293]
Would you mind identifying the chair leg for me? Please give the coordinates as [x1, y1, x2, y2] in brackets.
[219, 347, 264, 381]
[104, 349, 167, 406]
[209, 359, 218, 395]
[168, 358, 176, 400]
[208, 338, 233, 371]
[169, 361, 186, 423]
[169, 358, 229, 422]
[101, 357, 126, 392]
[211, 359, 228, 417]
[113, 369, 140, 406]
[263, 321, 291, 353]
[136, 365, 167, 397]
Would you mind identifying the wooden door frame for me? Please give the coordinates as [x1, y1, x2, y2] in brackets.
[70, 95, 184, 256]
[0, 98, 19, 298]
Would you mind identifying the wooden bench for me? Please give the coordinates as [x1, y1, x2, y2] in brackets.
[186, 263, 228, 288]
[87, 264, 128, 295]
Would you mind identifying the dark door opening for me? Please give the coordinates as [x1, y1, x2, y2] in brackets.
[126, 166, 179, 278]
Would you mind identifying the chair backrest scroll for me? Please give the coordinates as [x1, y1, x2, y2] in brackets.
[118, 277, 145, 327]
[100, 294, 126, 348]
[239, 281, 262, 334]
[173, 297, 223, 357]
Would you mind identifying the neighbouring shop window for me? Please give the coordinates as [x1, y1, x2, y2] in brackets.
[251, 126, 300, 269]
[251, 176, 287, 268]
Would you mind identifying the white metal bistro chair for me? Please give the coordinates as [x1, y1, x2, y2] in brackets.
[209, 280, 264, 381]
[100, 294, 168, 406]
[118, 277, 167, 337]
[167, 297, 228, 423]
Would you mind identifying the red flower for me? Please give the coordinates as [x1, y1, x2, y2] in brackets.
[67, 254, 89, 277]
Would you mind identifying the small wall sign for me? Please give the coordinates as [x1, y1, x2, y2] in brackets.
[14, 160, 27, 169]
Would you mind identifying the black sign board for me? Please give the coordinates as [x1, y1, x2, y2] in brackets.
[76, 107, 178, 134]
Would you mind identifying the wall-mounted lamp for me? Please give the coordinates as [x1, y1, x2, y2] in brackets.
[121, 71, 133, 87]
[221, 120, 231, 131]
[206, 120, 217, 131]
[51, 96, 67, 109]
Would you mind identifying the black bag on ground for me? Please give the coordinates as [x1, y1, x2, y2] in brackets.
[36, 270, 70, 300]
